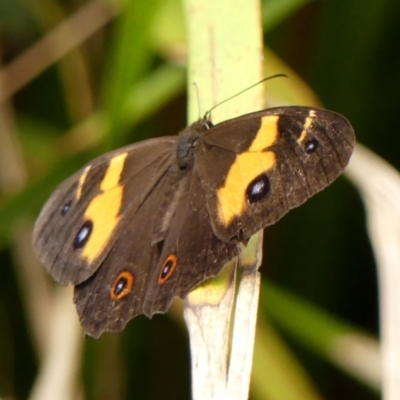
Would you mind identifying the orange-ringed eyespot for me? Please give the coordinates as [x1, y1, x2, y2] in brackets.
[158, 254, 178, 284]
[111, 271, 134, 300]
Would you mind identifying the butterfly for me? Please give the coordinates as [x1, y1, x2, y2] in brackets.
[33, 106, 355, 337]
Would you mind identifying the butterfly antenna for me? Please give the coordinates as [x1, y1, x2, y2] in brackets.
[193, 82, 202, 120]
[205, 73, 288, 119]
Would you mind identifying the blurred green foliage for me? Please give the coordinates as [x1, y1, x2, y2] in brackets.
[1, 0, 398, 398]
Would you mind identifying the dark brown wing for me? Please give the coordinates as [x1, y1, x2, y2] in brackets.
[141, 170, 239, 317]
[33, 137, 177, 285]
[73, 168, 238, 337]
[73, 168, 174, 337]
[196, 106, 355, 241]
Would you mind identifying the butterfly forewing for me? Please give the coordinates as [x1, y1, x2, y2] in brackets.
[33, 137, 177, 286]
[197, 107, 355, 241]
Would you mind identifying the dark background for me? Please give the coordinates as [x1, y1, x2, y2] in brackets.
[0, 0, 397, 398]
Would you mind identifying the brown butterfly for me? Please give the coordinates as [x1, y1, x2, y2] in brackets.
[33, 106, 355, 337]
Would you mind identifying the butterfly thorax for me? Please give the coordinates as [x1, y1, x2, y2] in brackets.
[177, 118, 213, 170]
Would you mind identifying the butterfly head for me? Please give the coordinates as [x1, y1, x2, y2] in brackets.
[177, 118, 212, 169]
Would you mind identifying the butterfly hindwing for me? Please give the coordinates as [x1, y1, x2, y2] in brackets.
[73, 167, 174, 337]
[73, 167, 238, 337]
[142, 169, 239, 317]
